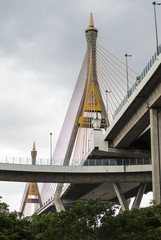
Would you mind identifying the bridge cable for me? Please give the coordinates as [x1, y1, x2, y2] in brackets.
[97, 43, 139, 75]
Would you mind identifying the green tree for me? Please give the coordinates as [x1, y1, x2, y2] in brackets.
[31, 198, 116, 240]
[1, 196, 161, 240]
[100, 206, 161, 240]
[0, 196, 33, 240]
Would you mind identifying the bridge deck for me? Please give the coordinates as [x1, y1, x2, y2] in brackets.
[0, 163, 152, 183]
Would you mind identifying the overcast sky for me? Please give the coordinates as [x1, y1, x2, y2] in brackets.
[0, 0, 160, 211]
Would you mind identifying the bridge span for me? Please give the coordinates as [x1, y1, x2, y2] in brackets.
[0, 162, 151, 183]
[0, 159, 153, 214]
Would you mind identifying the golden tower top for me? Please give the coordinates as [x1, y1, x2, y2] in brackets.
[32, 141, 36, 152]
[85, 13, 98, 32]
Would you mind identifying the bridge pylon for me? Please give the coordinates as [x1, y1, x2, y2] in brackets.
[38, 12, 150, 214]
[51, 13, 108, 212]
[20, 142, 42, 216]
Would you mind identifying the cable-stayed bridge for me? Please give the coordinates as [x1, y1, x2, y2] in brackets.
[0, 13, 161, 216]
[29, 14, 161, 215]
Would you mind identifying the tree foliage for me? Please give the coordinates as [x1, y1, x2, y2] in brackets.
[0, 196, 33, 240]
[0, 196, 161, 239]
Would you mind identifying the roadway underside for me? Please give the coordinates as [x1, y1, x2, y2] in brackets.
[61, 182, 152, 208]
[37, 181, 152, 214]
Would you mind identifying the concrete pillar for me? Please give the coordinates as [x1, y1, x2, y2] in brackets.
[132, 183, 147, 209]
[113, 183, 129, 211]
[150, 108, 161, 204]
[54, 183, 65, 212]
[119, 198, 131, 214]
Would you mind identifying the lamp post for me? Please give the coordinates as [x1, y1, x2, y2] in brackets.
[50, 133, 52, 165]
[152, 2, 161, 55]
[125, 54, 132, 97]
[105, 90, 111, 125]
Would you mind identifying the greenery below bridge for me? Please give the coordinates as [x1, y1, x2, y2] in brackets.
[0, 196, 161, 240]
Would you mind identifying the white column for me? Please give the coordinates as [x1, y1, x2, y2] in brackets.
[150, 108, 161, 204]
[54, 183, 65, 212]
[132, 183, 147, 209]
[113, 183, 129, 211]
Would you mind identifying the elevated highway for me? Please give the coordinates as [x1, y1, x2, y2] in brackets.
[0, 162, 151, 183]
[0, 160, 152, 214]
[104, 52, 161, 149]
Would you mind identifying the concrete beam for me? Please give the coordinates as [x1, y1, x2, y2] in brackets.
[150, 108, 161, 204]
[0, 171, 152, 184]
[119, 198, 131, 214]
[113, 83, 161, 148]
[0, 163, 152, 183]
[113, 183, 129, 211]
[88, 148, 150, 159]
[104, 58, 161, 148]
[89, 129, 150, 158]
[132, 183, 147, 209]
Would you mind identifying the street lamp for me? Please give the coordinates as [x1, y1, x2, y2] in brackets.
[152, 2, 161, 55]
[125, 54, 132, 97]
[105, 90, 111, 125]
[50, 133, 52, 165]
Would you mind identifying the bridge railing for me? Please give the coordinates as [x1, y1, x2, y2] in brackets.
[0, 157, 51, 165]
[113, 44, 161, 119]
[0, 157, 151, 166]
[0, 157, 76, 166]
[83, 158, 151, 166]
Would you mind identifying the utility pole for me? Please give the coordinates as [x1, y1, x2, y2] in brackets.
[125, 54, 132, 97]
[105, 90, 111, 125]
[152, 2, 161, 55]
[50, 133, 52, 165]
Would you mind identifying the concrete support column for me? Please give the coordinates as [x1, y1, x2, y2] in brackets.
[113, 183, 129, 211]
[132, 183, 147, 209]
[150, 108, 161, 204]
[119, 198, 131, 214]
[54, 183, 65, 212]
